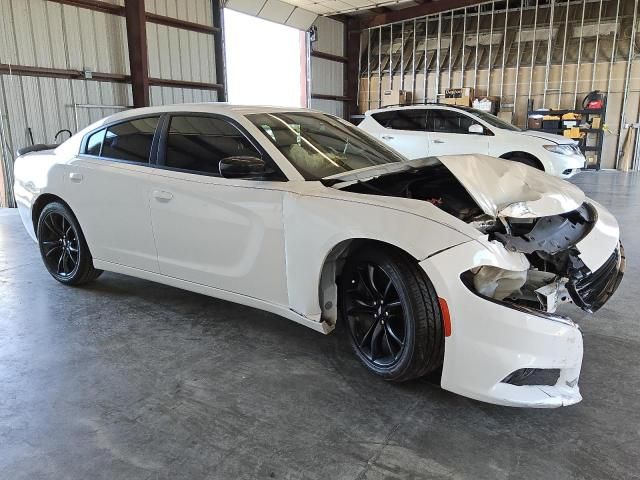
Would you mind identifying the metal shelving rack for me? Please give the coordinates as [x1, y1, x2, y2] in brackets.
[526, 98, 607, 170]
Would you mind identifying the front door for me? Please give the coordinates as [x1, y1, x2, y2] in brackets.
[147, 114, 289, 306]
[426, 108, 490, 156]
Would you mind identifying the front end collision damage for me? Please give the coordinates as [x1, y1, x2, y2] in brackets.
[330, 155, 624, 407]
[420, 239, 584, 408]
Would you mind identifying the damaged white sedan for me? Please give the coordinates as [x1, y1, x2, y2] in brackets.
[13, 104, 624, 408]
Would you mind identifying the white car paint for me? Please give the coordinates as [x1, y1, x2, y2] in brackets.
[359, 105, 586, 178]
[13, 104, 621, 408]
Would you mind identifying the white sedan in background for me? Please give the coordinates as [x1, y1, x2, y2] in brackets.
[359, 104, 586, 178]
[14, 104, 623, 408]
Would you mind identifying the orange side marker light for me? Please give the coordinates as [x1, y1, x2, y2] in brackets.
[438, 297, 452, 337]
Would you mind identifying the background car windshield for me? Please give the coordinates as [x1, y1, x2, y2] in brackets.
[247, 112, 405, 179]
[468, 109, 521, 131]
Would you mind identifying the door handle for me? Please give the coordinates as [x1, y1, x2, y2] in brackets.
[152, 190, 174, 202]
[432, 139, 445, 144]
[381, 135, 394, 140]
[69, 172, 83, 183]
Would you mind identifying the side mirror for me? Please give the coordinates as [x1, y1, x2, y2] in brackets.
[219, 156, 272, 179]
[468, 124, 484, 135]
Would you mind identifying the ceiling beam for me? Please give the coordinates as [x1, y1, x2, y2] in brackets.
[363, 0, 486, 28]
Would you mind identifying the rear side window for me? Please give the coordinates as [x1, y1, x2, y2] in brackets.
[372, 110, 427, 131]
[101, 117, 160, 163]
[427, 110, 475, 134]
[163, 116, 261, 175]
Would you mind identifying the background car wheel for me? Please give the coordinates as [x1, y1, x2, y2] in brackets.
[37, 202, 103, 285]
[339, 246, 444, 382]
[504, 154, 544, 171]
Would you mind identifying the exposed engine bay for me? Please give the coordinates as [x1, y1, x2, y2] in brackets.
[327, 160, 624, 314]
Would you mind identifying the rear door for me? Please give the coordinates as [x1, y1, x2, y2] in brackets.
[370, 109, 430, 159]
[426, 108, 490, 156]
[64, 116, 161, 272]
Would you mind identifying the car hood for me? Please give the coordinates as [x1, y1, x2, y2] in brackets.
[328, 155, 585, 219]
[437, 154, 585, 218]
[517, 130, 575, 145]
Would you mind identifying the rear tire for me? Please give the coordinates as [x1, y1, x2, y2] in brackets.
[339, 246, 444, 382]
[37, 202, 103, 285]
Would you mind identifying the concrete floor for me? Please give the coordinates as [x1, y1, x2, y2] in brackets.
[1, 171, 639, 480]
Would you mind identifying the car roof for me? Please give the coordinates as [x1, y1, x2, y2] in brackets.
[102, 103, 316, 124]
[365, 103, 476, 116]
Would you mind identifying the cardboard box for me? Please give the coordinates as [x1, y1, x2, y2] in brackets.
[563, 127, 581, 139]
[444, 87, 474, 107]
[591, 116, 601, 129]
[472, 96, 500, 113]
[381, 89, 411, 107]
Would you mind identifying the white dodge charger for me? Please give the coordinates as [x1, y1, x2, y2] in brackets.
[14, 104, 624, 408]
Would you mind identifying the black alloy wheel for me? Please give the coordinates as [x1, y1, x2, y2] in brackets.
[40, 211, 80, 278]
[344, 262, 406, 367]
[37, 202, 102, 285]
[340, 246, 444, 382]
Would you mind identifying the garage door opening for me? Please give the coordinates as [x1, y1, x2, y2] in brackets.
[223, 9, 306, 108]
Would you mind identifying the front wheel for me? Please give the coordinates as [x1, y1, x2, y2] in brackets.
[37, 202, 103, 285]
[509, 155, 544, 171]
[339, 247, 444, 382]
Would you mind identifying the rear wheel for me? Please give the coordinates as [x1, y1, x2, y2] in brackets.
[37, 202, 102, 285]
[339, 247, 444, 382]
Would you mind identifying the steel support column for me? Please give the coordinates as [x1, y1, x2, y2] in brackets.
[211, 0, 227, 102]
[124, 0, 149, 107]
[346, 17, 361, 119]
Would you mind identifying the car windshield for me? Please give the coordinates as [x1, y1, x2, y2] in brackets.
[466, 108, 521, 131]
[247, 111, 406, 180]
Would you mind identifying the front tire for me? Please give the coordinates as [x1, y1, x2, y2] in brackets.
[508, 155, 544, 171]
[37, 202, 102, 285]
[339, 247, 444, 382]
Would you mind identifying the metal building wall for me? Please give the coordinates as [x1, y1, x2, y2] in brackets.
[145, 0, 218, 105]
[310, 16, 346, 117]
[358, 0, 640, 170]
[0, 0, 220, 207]
[0, 0, 133, 206]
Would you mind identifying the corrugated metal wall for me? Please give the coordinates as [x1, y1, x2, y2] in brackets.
[0, 0, 132, 137]
[310, 16, 345, 117]
[0, 0, 219, 207]
[145, 0, 218, 105]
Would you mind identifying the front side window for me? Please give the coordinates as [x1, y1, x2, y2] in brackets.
[467, 108, 520, 131]
[427, 110, 476, 134]
[248, 112, 405, 180]
[164, 116, 261, 175]
[372, 109, 427, 131]
[101, 117, 159, 163]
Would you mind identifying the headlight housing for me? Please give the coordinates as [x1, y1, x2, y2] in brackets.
[543, 144, 582, 156]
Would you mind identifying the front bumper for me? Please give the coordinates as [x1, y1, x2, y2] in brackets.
[546, 153, 586, 178]
[420, 242, 583, 408]
[419, 199, 620, 407]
